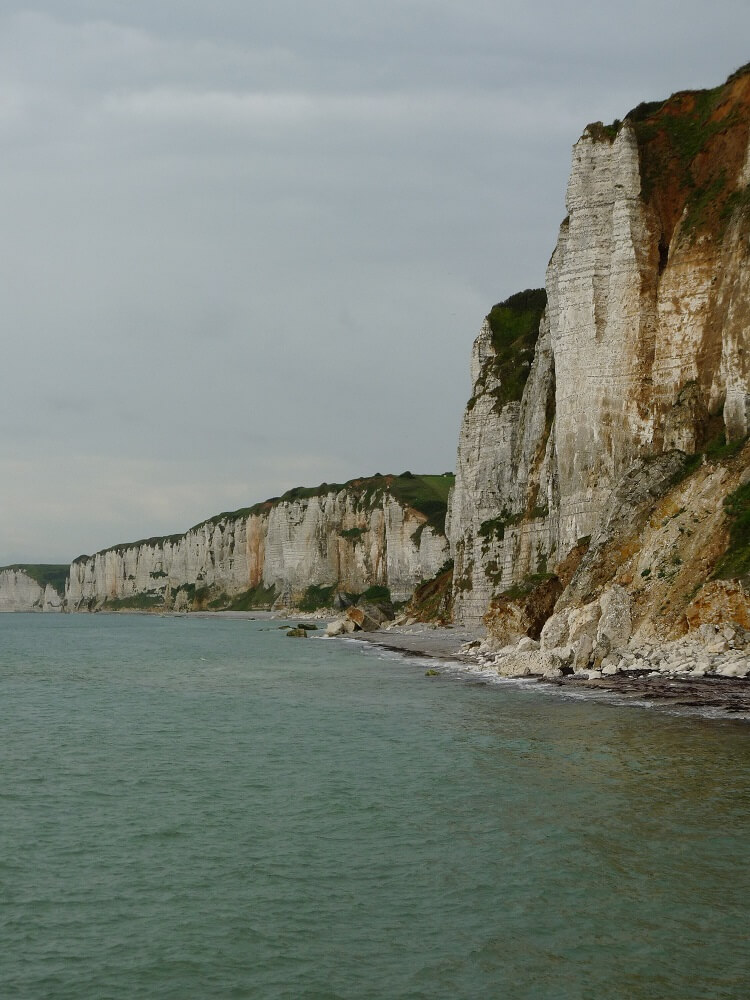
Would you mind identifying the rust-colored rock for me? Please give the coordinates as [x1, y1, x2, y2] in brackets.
[345, 606, 381, 632]
[685, 580, 750, 631]
[405, 568, 454, 623]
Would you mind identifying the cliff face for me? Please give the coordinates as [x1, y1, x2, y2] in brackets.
[67, 475, 452, 612]
[0, 567, 65, 612]
[447, 292, 554, 622]
[449, 67, 750, 634]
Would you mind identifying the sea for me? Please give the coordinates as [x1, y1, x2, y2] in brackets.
[1, 613, 749, 999]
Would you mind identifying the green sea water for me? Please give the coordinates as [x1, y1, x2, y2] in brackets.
[1, 613, 749, 999]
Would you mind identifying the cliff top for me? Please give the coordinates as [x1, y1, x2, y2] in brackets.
[198, 471, 455, 530]
[486, 288, 547, 407]
[587, 62, 750, 247]
[0, 564, 69, 592]
[467, 288, 547, 415]
[72, 472, 456, 562]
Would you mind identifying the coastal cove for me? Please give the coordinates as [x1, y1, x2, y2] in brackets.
[3, 613, 750, 999]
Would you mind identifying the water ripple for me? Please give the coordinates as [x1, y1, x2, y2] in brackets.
[1, 613, 749, 999]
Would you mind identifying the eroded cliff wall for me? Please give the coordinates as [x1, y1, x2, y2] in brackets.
[67, 475, 452, 612]
[449, 66, 750, 632]
[0, 567, 65, 612]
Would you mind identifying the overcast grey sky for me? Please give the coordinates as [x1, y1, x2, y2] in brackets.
[2, 1, 748, 562]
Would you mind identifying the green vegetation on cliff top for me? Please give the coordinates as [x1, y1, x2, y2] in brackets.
[267, 472, 453, 523]
[73, 534, 184, 564]
[387, 473, 454, 536]
[188, 472, 454, 537]
[73, 473, 455, 563]
[591, 62, 750, 239]
[478, 288, 547, 411]
[0, 564, 68, 593]
[628, 83, 736, 209]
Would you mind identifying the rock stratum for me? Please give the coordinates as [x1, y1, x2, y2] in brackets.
[65, 474, 452, 613]
[447, 65, 750, 671]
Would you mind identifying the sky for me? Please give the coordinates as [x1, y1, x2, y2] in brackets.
[2, 1, 749, 563]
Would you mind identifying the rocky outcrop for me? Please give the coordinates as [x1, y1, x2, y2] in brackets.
[449, 66, 750, 637]
[447, 291, 554, 623]
[0, 567, 65, 612]
[66, 474, 452, 612]
[686, 580, 750, 631]
[461, 619, 750, 685]
[326, 599, 396, 636]
[403, 563, 454, 624]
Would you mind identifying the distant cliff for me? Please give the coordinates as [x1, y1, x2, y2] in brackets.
[67, 474, 452, 612]
[448, 64, 750, 643]
[0, 566, 66, 612]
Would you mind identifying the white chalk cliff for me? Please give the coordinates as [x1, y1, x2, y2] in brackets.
[0, 568, 64, 612]
[449, 68, 750, 638]
[66, 476, 451, 611]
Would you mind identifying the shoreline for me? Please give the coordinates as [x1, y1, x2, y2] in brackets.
[25, 608, 750, 719]
[345, 624, 750, 720]
[185, 613, 750, 718]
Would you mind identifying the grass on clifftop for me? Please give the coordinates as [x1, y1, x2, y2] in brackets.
[73, 473, 456, 565]
[388, 473, 454, 536]
[0, 564, 69, 593]
[73, 534, 184, 563]
[197, 473, 454, 531]
[617, 63, 750, 241]
[271, 472, 454, 534]
[484, 288, 547, 410]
